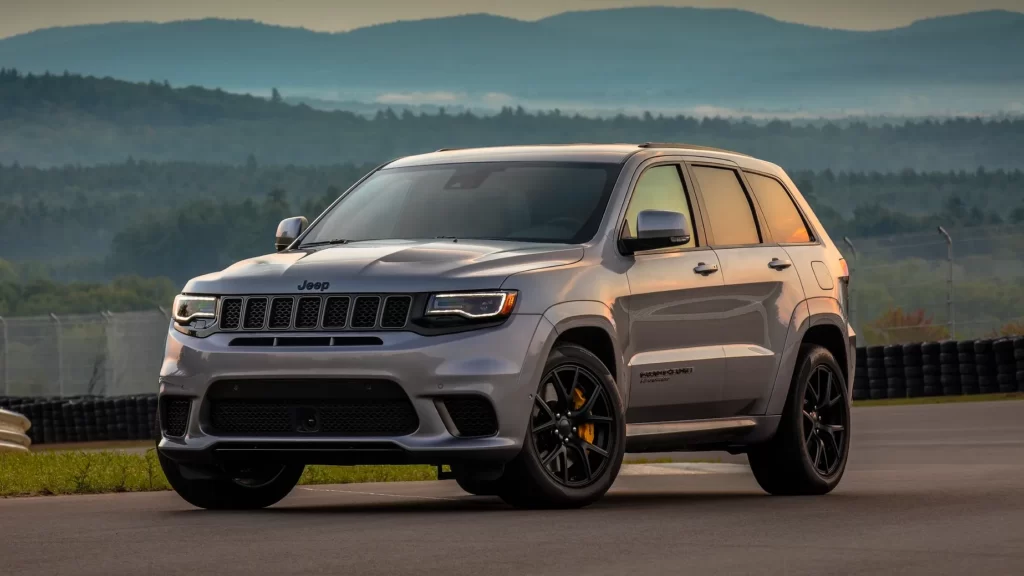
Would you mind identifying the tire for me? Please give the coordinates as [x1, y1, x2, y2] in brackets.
[748, 345, 850, 496]
[902, 342, 922, 356]
[938, 353, 956, 365]
[975, 353, 993, 366]
[962, 385, 980, 396]
[852, 389, 869, 401]
[904, 366, 923, 378]
[940, 364, 958, 375]
[883, 344, 903, 358]
[454, 473, 503, 496]
[867, 368, 885, 379]
[957, 353, 974, 364]
[974, 339, 992, 354]
[921, 342, 940, 355]
[886, 388, 906, 399]
[997, 374, 1016, 392]
[865, 358, 884, 370]
[940, 341, 958, 353]
[867, 345, 885, 358]
[958, 363, 976, 375]
[886, 377, 905, 387]
[497, 343, 625, 509]
[922, 364, 940, 376]
[997, 364, 1016, 375]
[158, 451, 304, 510]
[869, 388, 887, 399]
[956, 340, 974, 353]
[883, 356, 902, 368]
[1016, 349, 1024, 361]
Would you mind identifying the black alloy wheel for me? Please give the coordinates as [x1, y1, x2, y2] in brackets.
[530, 363, 616, 487]
[802, 365, 847, 478]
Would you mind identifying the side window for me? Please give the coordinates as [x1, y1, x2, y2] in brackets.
[691, 165, 761, 247]
[745, 172, 813, 243]
[621, 165, 696, 248]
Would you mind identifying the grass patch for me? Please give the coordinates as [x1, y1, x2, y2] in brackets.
[853, 392, 1024, 408]
[0, 449, 437, 498]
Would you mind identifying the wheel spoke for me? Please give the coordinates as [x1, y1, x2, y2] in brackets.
[820, 371, 832, 411]
[818, 437, 830, 473]
[541, 445, 562, 468]
[580, 440, 609, 459]
[552, 370, 571, 405]
[534, 395, 556, 421]
[824, 424, 845, 434]
[812, 436, 822, 469]
[584, 413, 614, 424]
[561, 450, 570, 483]
[825, 431, 841, 471]
[567, 367, 581, 403]
[533, 420, 555, 434]
[569, 444, 592, 481]
[578, 385, 603, 415]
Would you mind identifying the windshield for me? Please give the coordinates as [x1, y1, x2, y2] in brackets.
[300, 162, 622, 246]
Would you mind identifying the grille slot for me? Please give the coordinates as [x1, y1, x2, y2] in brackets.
[352, 296, 381, 329]
[209, 400, 419, 436]
[381, 296, 412, 329]
[443, 397, 498, 437]
[243, 298, 268, 329]
[323, 297, 350, 329]
[221, 298, 242, 330]
[268, 297, 294, 330]
[295, 297, 322, 329]
[161, 398, 191, 438]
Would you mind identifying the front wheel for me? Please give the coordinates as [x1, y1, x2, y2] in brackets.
[498, 343, 625, 509]
[158, 451, 304, 510]
[748, 344, 851, 496]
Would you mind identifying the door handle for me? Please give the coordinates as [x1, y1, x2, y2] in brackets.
[768, 258, 793, 270]
[693, 262, 719, 276]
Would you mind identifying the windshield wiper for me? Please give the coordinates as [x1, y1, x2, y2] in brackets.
[301, 239, 351, 248]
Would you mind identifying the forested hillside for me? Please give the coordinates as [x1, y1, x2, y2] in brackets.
[2, 71, 1023, 171]
[1, 160, 1022, 285]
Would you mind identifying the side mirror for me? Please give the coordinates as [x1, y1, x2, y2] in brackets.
[621, 210, 691, 254]
[275, 216, 308, 251]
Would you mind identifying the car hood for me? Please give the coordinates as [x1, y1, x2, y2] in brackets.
[182, 239, 584, 295]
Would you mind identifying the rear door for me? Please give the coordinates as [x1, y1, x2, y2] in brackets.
[621, 160, 731, 423]
[686, 160, 806, 415]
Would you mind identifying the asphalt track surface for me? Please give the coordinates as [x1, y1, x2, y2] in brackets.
[3, 400, 1023, 576]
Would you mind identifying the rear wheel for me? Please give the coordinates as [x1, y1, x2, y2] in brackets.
[748, 344, 850, 496]
[158, 451, 304, 510]
[498, 343, 625, 509]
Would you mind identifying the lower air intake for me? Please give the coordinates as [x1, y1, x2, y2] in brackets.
[161, 398, 191, 438]
[209, 400, 419, 437]
[443, 396, 498, 437]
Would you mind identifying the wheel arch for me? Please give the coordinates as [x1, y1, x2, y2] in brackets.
[765, 298, 851, 415]
[539, 301, 628, 405]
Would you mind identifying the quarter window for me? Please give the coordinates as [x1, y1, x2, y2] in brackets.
[745, 172, 813, 244]
[691, 165, 760, 247]
[621, 165, 696, 248]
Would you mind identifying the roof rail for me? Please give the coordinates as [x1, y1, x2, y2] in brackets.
[435, 147, 467, 152]
[638, 142, 749, 157]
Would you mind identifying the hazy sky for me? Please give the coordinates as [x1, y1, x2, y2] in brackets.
[3, 0, 1023, 38]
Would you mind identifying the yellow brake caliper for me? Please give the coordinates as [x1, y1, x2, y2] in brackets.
[572, 388, 595, 444]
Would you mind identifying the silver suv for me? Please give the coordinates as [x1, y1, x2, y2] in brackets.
[157, 144, 855, 509]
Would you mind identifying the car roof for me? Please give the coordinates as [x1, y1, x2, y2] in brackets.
[385, 143, 772, 170]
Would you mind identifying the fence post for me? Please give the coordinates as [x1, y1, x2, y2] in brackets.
[0, 315, 8, 396]
[937, 226, 954, 339]
[842, 236, 858, 331]
[50, 313, 64, 398]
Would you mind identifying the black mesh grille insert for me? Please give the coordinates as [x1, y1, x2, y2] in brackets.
[221, 298, 242, 330]
[269, 297, 294, 330]
[352, 296, 381, 329]
[162, 398, 191, 438]
[323, 297, 350, 329]
[444, 397, 498, 437]
[209, 400, 419, 436]
[243, 298, 268, 329]
[295, 297, 322, 329]
[381, 296, 411, 328]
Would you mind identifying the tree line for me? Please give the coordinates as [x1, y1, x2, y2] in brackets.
[2, 70, 1024, 171]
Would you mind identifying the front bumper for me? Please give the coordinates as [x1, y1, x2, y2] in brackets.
[157, 314, 553, 467]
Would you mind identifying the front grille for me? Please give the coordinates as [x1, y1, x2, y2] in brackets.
[381, 296, 412, 328]
[221, 298, 242, 330]
[243, 297, 268, 329]
[295, 297, 322, 329]
[352, 296, 382, 329]
[161, 398, 191, 438]
[268, 297, 294, 329]
[443, 396, 498, 437]
[217, 294, 411, 332]
[209, 400, 419, 436]
[323, 297, 350, 329]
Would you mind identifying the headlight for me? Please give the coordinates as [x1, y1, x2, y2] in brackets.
[425, 291, 517, 319]
[172, 294, 218, 325]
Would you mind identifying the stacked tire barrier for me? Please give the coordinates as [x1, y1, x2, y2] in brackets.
[1, 337, 1023, 446]
[0, 395, 158, 445]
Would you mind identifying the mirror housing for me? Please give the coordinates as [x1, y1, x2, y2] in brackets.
[275, 216, 308, 251]
[621, 210, 691, 254]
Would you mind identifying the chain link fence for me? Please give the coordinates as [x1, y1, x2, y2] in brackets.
[841, 225, 1024, 345]
[0, 310, 169, 398]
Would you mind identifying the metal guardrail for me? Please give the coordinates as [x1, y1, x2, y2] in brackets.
[0, 408, 31, 452]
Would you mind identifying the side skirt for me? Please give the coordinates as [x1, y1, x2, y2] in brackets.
[625, 415, 780, 453]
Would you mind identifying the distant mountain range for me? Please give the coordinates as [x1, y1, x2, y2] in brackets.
[1, 8, 1023, 114]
